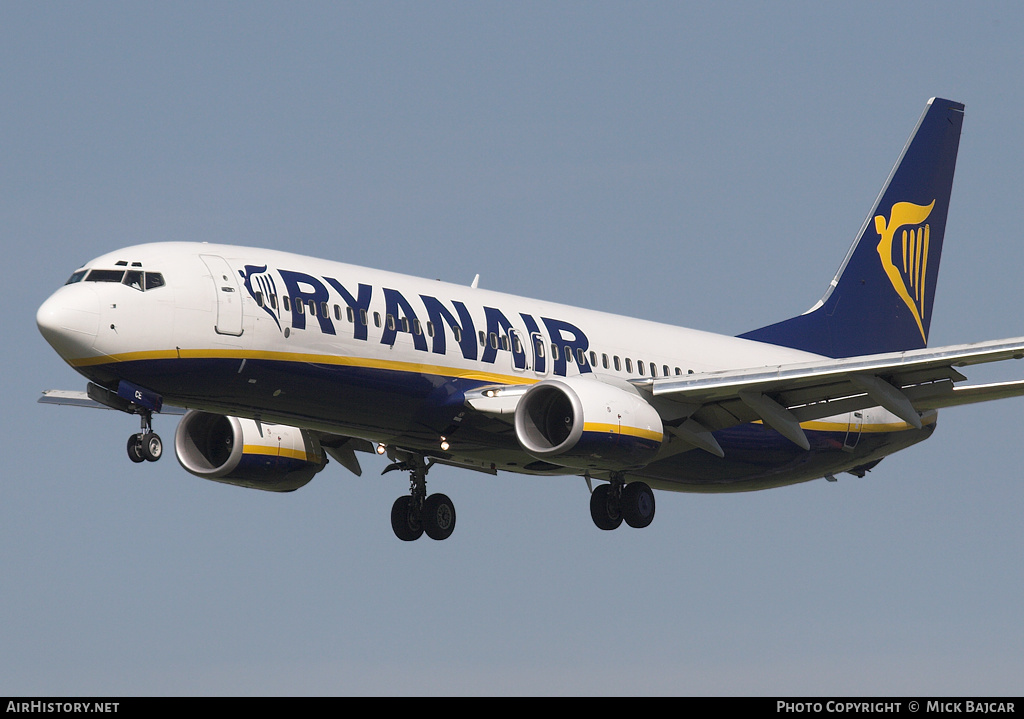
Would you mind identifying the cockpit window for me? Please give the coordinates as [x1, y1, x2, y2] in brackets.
[86, 269, 125, 283]
[123, 270, 144, 291]
[75, 268, 165, 290]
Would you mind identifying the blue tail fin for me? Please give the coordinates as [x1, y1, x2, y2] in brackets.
[738, 97, 965, 358]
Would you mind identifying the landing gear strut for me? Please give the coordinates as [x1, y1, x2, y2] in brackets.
[590, 474, 655, 530]
[385, 453, 456, 541]
[126, 408, 162, 464]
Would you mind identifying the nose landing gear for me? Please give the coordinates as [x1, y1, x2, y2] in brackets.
[126, 408, 162, 463]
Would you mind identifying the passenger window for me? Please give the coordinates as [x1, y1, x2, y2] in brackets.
[295, 299, 304, 315]
[255, 292, 265, 308]
[373, 312, 381, 328]
[333, 304, 341, 321]
[347, 306, 355, 323]
[321, 301, 329, 318]
[675, 367, 683, 375]
[269, 294, 277, 310]
[453, 326, 462, 343]
[386, 314, 396, 331]
[534, 338, 545, 358]
[614, 356, 621, 371]
[625, 358, 633, 373]
[551, 344, 559, 361]
[359, 309, 367, 326]
[401, 317, 410, 333]
[283, 296, 291, 312]
[577, 348, 586, 365]
[489, 333, 498, 350]
[501, 335, 509, 351]
[513, 334, 523, 354]
[602, 353, 609, 369]
[638, 361, 645, 376]
[663, 365, 670, 377]
[589, 351, 597, 366]
[565, 346, 574, 363]
[650, 364, 658, 378]
[479, 330, 487, 347]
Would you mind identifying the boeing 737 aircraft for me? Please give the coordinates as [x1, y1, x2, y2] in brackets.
[37, 98, 1024, 541]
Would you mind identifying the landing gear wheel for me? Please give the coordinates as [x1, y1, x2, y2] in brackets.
[422, 493, 456, 541]
[141, 433, 163, 462]
[127, 434, 145, 464]
[622, 481, 655, 529]
[391, 495, 424, 542]
[590, 483, 623, 530]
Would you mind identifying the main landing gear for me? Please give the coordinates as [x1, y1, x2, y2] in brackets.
[126, 408, 163, 464]
[589, 474, 655, 531]
[384, 454, 456, 542]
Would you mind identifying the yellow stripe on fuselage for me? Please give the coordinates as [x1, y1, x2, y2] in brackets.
[800, 416, 936, 433]
[68, 348, 539, 387]
[751, 416, 938, 434]
[70, 350, 938, 436]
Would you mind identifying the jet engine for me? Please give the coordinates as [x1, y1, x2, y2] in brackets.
[174, 410, 327, 491]
[513, 376, 664, 470]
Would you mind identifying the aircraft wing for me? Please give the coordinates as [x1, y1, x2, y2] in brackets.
[38, 389, 188, 415]
[640, 336, 1024, 450]
[466, 337, 1024, 453]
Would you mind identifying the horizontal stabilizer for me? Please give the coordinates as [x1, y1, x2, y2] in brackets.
[912, 379, 1024, 410]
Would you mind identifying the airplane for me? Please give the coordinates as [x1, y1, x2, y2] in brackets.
[37, 97, 1024, 542]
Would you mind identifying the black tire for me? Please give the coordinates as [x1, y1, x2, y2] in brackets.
[589, 483, 622, 530]
[622, 481, 656, 529]
[127, 434, 145, 464]
[141, 433, 163, 462]
[391, 496, 423, 542]
[422, 493, 456, 541]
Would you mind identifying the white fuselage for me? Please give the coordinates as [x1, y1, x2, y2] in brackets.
[38, 242, 931, 492]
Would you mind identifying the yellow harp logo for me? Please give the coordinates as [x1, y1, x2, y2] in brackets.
[875, 200, 936, 343]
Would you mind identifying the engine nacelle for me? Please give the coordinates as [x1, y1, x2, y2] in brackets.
[174, 411, 327, 492]
[514, 376, 664, 470]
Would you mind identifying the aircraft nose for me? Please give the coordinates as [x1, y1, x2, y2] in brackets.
[37, 286, 100, 361]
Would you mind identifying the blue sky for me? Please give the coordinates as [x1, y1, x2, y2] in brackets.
[3, 2, 1024, 695]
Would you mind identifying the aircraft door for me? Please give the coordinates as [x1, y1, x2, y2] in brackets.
[509, 330, 526, 373]
[200, 255, 244, 336]
[530, 332, 548, 376]
[843, 411, 863, 451]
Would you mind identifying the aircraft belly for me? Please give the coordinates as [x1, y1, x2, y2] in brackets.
[75, 355, 937, 491]
[77, 356, 511, 448]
